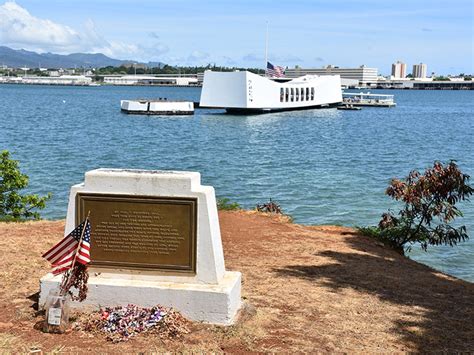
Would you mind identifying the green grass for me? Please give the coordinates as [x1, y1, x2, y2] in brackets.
[216, 198, 241, 211]
[356, 226, 382, 239]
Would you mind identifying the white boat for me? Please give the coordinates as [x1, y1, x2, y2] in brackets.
[121, 99, 194, 115]
[199, 70, 342, 114]
[342, 92, 396, 107]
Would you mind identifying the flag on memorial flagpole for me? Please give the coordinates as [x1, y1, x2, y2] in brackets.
[266, 61, 285, 78]
[42, 217, 91, 275]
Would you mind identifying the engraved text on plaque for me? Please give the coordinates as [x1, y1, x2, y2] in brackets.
[76, 193, 197, 273]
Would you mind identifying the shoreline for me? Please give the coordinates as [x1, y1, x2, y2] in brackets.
[1, 81, 473, 90]
[5, 212, 473, 284]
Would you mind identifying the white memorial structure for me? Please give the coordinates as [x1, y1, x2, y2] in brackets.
[39, 169, 242, 325]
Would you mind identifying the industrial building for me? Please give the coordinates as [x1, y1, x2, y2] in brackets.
[375, 79, 473, 90]
[103, 75, 198, 86]
[0, 75, 92, 85]
[284, 65, 378, 84]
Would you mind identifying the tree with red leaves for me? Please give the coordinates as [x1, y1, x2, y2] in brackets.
[375, 161, 473, 255]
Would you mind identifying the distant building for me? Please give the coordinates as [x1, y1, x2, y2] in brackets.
[4, 75, 92, 85]
[197, 72, 204, 84]
[391, 61, 406, 79]
[103, 74, 198, 86]
[285, 65, 378, 84]
[412, 63, 427, 79]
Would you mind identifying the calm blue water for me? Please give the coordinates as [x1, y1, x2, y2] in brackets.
[1, 84, 473, 282]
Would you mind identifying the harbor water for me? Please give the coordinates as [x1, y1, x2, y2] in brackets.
[0, 84, 473, 282]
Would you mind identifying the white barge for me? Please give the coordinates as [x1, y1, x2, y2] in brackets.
[199, 70, 342, 114]
[120, 99, 194, 115]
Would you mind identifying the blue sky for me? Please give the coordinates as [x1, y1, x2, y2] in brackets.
[0, 0, 472, 74]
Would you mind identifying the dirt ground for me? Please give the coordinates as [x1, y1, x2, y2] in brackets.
[0, 211, 473, 352]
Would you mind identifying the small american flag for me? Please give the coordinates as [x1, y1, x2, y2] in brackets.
[42, 219, 91, 275]
[266, 61, 285, 78]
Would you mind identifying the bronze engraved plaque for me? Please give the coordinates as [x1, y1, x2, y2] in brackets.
[76, 193, 197, 273]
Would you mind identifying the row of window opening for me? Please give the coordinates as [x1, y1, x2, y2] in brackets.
[280, 87, 315, 102]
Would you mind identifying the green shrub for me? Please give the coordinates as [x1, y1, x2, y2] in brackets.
[216, 197, 241, 211]
[0, 150, 51, 221]
[357, 226, 405, 254]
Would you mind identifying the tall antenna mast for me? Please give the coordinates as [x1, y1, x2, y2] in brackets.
[265, 21, 269, 76]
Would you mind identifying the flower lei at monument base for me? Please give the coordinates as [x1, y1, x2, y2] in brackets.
[74, 304, 190, 343]
[39, 168, 242, 325]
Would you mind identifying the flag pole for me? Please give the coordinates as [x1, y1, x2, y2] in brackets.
[70, 210, 90, 270]
[265, 20, 268, 77]
[60, 210, 90, 295]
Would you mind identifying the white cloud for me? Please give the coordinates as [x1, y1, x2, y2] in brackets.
[0, 2, 81, 49]
[187, 50, 209, 62]
[0, 2, 263, 66]
[0, 1, 164, 60]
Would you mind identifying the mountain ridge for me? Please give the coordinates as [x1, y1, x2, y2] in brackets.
[0, 46, 163, 68]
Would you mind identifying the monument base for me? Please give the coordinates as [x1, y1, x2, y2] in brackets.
[39, 271, 242, 325]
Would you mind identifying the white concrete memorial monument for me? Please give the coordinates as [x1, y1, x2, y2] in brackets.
[39, 168, 242, 325]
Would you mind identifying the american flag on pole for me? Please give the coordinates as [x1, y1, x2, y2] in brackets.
[266, 61, 285, 78]
[42, 219, 91, 275]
